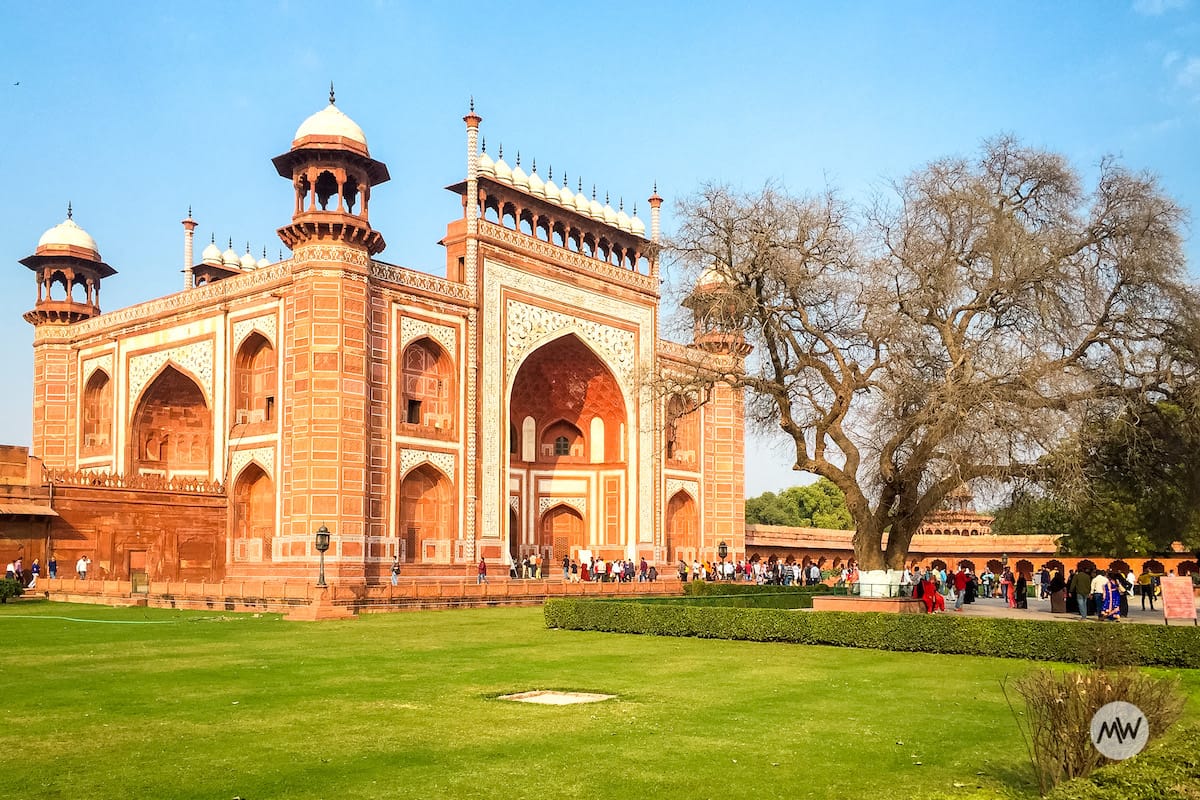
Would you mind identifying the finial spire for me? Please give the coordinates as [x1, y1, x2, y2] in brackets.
[548, 165, 553, 181]
[262, 246, 267, 258]
[228, 237, 233, 248]
[605, 192, 610, 204]
[329, 81, 336, 105]
[531, 158, 537, 173]
[619, 197, 624, 210]
[187, 204, 192, 218]
[498, 143, 503, 159]
[592, 184, 597, 200]
[515, 150, 520, 166]
[67, 201, 73, 220]
[469, 95, 475, 113]
[481, 137, 486, 153]
[211, 233, 215, 244]
[578, 178, 583, 192]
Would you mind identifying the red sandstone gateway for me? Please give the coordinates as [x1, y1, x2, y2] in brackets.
[4, 94, 747, 598]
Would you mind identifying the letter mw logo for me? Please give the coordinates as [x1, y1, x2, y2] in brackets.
[1090, 701, 1149, 760]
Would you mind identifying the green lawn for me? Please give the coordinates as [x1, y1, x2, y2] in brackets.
[1, 601, 1196, 800]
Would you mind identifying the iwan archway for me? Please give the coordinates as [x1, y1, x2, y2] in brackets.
[507, 333, 629, 563]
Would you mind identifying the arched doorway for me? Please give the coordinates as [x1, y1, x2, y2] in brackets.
[130, 365, 211, 478]
[399, 337, 454, 431]
[398, 464, 454, 563]
[232, 463, 274, 562]
[539, 505, 584, 564]
[665, 491, 697, 564]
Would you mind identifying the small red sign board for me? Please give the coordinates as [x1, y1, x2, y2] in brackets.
[1160, 576, 1197, 625]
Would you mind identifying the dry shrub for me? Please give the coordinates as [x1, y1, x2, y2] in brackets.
[1012, 668, 1185, 795]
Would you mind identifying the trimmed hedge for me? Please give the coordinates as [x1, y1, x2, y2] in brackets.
[615, 593, 818, 609]
[543, 599, 1200, 668]
[1046, 725, 1200, 800]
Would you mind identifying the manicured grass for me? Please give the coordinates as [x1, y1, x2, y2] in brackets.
[1, 600, 1197, 800]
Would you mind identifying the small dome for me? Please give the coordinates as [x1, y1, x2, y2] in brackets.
[37, 215, 99, 257]
[616, 203, 632, 233]
[294, 102, 368, 150]
[573, 185, 590, 215]
[696, 265, 733, 289]
[631, 211, 646, 237]
[511, 160, 529, 191]
[257, 256, 271, 269]
[589, 190, 604, 221]
[543, 170, 561, 204]
[603, 202, 618, 226]
[222, 243, 240, 268]
[477, 148, 495, 177]
[240, 247, 258, 271]
[558, 175, 574, 208]
[493, 147, 512, 183]
[528, 165, 545, 198]
[201, 240, 223, 266]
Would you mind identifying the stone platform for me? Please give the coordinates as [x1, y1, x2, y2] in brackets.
[810, 595, 926, 614]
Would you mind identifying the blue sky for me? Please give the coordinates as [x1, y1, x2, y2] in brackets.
[1, 0, 1197, 497]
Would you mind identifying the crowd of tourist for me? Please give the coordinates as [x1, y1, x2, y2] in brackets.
[509, 554, 660, 583]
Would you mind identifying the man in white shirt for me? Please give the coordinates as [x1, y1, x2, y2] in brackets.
[76, 555, 89, 580]
[1090, 570, 1109, 621]
[900, 568, 914, 596]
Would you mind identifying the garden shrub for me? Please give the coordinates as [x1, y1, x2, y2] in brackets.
[1045, 724, 1200, 800]
[542, 600, 1200, 668]
[1014, 668, 1185, 792]
[683, 581, 838, 597]
[0, 578, 24, 604]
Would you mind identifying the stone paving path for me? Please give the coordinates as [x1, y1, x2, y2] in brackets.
[946, 592, 1198, 626]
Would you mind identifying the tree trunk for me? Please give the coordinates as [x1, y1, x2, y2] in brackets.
[885, 522, 917, 570]
[852, 521, 886, 571]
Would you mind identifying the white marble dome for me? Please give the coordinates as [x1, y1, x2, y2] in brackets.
[201, 240, 223, 266]
[294, 103, 368, 150]
[222, 244, 240, 268]
[477, 148, 495, 177]
[37, 217, 99, 256]
[631, 211, 646, 237]
[240, 248, 258, 271]
[527, 166, 545, 198]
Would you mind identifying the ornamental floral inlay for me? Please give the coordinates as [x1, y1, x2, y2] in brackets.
[232, 314, 277, 350]
[81, 352, 114, 384]
[666, 478, 698, 502]
[230, 446, 275, 481]
[538, 496, 587, 516]
[128, 341, 214, 407]
[509, 496, 520, 511]
[506, 300, 636, 387]
[400, 448, 455, 480]
[293, 245, 370, 268]
[400, 317, 456, 356]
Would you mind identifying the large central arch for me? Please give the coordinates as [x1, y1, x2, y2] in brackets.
[130, 365, 211, 478]
[508, 333, 628, 559]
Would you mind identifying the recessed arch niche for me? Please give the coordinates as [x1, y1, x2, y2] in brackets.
[130, 365, 211, 478]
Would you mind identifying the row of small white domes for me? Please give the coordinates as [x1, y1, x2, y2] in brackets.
[201, 237, 272, 270]
[477, 147, 646, 237]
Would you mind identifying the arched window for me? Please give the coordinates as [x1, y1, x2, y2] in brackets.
[540, 420, 584, 461]
[554, 436, 570, 456]
[81, 370, 113, 454]
[234, 333, 276, 426]
[400, 337, 453, 432]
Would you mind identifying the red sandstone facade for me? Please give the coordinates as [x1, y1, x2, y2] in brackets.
[6, 96, 747, 587]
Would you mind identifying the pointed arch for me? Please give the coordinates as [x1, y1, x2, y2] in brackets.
[81, 369, 113, 453]
[398, 462, 455, 563]
[233, 332, 276, 425]
[538, 504, 585, 563]
[129, 364, 211, 478]
[665, 490, 697, 564]
[232, 463, 275, 562]
[399, 336, 454, 432]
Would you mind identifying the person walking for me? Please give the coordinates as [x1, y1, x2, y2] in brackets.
[47, 555, 57, 580]
[76, 555, 89, 580]
[28, 558, 40, 589]
[1069, 568, 1092, 620]
[390, 555, 401, 587]
[476, 557, 488, 585]
[562, 554, 571, 581]
[953, 567, 970, 612]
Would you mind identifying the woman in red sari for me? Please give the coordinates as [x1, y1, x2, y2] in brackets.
[918, 571, 945, 613]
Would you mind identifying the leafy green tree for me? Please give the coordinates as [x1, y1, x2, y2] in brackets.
[746, 478, 853, 529]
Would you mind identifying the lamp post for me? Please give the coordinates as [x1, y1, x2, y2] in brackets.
[315, 524, 331, 588]
[718, 541, 728, 581]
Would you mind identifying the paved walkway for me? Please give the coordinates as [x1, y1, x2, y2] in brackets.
[946, 592, 1198, 626]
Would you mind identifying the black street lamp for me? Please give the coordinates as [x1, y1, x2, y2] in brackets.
[315, 524, 331, 588]
[718, 541, 728, 581]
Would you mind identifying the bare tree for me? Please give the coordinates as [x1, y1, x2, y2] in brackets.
[670, 137, 1195, 572]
